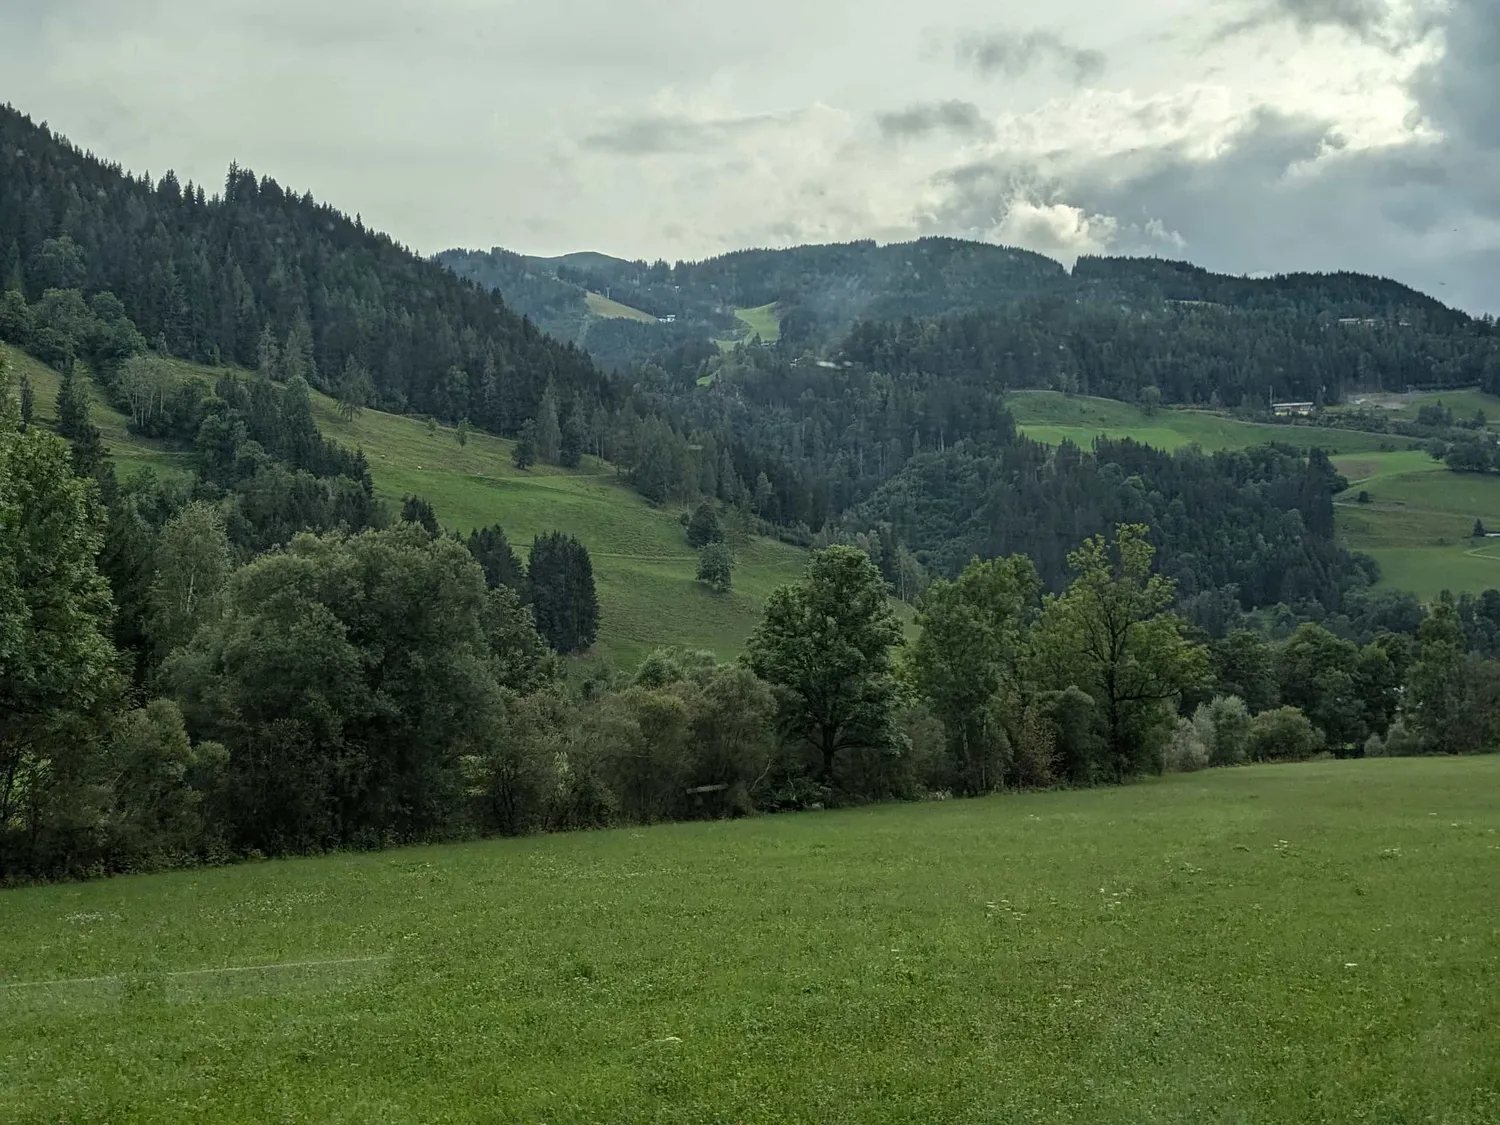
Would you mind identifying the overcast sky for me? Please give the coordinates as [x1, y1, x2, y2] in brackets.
[3, 0, 1496, 313]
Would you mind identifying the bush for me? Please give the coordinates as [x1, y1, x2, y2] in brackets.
[1164, 717, 1210, 772]
[1363, 718, 1425, 758]
[1195, 695, 1250, 766]
[1247, 706, 1324, 762]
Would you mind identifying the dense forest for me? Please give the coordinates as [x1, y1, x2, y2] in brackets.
[0, 106, 609, 432]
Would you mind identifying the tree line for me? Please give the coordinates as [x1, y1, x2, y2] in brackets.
[6, 356, 1497, 884]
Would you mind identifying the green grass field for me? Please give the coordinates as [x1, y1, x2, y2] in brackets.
[1339, 388, 1500, 429]
[2, 757, 1496, 1123]
[1333, 451, 1500, 598]
[1008, 391, 1396, 455]
[2, 344, 810, 669]
[734, 302, 781, 344]
[584, 292, 658, 323]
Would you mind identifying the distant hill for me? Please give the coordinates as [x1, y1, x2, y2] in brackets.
[440, 237, 1481, 375]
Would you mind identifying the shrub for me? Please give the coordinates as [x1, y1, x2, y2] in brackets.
[1364, 718, 1425, 758]
[1247, 706, 1324, 762]
[1196, 695, 1251, 766]
[1164, 717, 1210, 772]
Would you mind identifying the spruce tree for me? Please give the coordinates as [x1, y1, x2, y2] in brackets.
[400, 495, 440, 537]
[536, 380, 561, 464]
[686, 500, 724, 548]
[528, 532, 599, 653]
[18, 374, 33, 429]
[513, 419, 537, 470]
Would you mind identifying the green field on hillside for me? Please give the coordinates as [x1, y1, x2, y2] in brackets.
[3, 757, 1497, 1123]
[1333, 451, 1500, 598]
[734, 302, 781, 344]
[1, 343, 195, 480]
[1340, 388, 1500, 428]
[584, 291, 657, 323]
[3, 344, 809, 668]
[1008, 391, 1396, 455]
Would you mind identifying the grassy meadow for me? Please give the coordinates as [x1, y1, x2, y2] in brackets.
[3, 343, 810, 669]
[2, 757, 1497, 1123]
[734, 302, 781, 344]
[1007, 391, 1396, 455]
[584, 291, 658, 323]
[1333, 451, 1500, 599]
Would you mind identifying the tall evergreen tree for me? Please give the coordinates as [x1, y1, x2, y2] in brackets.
[528, 532, 599, 653]
[536, 379, 562, 464]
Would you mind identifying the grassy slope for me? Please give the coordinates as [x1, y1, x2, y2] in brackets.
[584, 292, 657, 322]
[309, 396, 809, 668]
[734, 302, 781, 344]
[1, 343, 195, 479]
[1333, 451, 1500, 598]
[1008, 391, 1396, 455]
[3, 757, 1497, 1123]
[3, 343, 808, 668]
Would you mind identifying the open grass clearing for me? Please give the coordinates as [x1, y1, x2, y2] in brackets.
[1008, 391, 1397, 455]
[2, 757, 1497, 1123]
[584, 291, 658, 323]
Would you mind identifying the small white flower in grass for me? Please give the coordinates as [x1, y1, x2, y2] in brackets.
[1344, 962, 1358, 968]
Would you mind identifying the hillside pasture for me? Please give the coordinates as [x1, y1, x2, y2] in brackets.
[2, 343, 809, 668]
[2, 757, 1496, 1123]
[584, 291, 658, 323]
[1008, 391, 1396, 455]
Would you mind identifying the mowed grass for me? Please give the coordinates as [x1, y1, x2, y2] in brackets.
[1008, 391, 1396, 455]
[1334, 451, 1500, 598]
[584, 291, 658, 323]
[2, 757, 1497, 1123]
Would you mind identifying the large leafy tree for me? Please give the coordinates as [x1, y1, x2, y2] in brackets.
[745, 545, 903, 781]
[911, 554, 1041, 793]
[0, 368, 121, 876]
[147, 501, 233, 660]
[1031, 524, 1209, 780]
[167, 524, 526, 852]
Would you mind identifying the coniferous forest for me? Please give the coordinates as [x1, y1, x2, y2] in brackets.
[4, 102, 1500, 884]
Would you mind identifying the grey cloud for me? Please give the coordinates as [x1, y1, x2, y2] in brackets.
[957, 30, 1106, 84]
[876, 100, 994, 141]
[581, 112, 785, 156]
[1214, 0, 1441, 47]
[1410, 0, 1500, 152]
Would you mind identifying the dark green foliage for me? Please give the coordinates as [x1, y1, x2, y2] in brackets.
[0, 410, 123, 879]
[513, 419, 537, 469]
[1475, 519, 1487, 537]
[466, 524, 526, 593]
[685, 499, 723, 548]
[401, 495, 439, 537]
[17, 374, 32, 428]
[167, 525, 530, 854]
[0, 107, 610, 431]
[697, 542, 733, 593]
[1030, 526, 1211, 780]
[745, 546, 904, 781]
[528, 532, 599, 653]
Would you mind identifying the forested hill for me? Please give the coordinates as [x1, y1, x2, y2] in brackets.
[440, 235, 1486, 370]
[0, 105, 609, 432]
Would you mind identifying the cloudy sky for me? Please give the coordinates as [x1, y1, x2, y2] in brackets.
[3, 0, 1497, 313]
